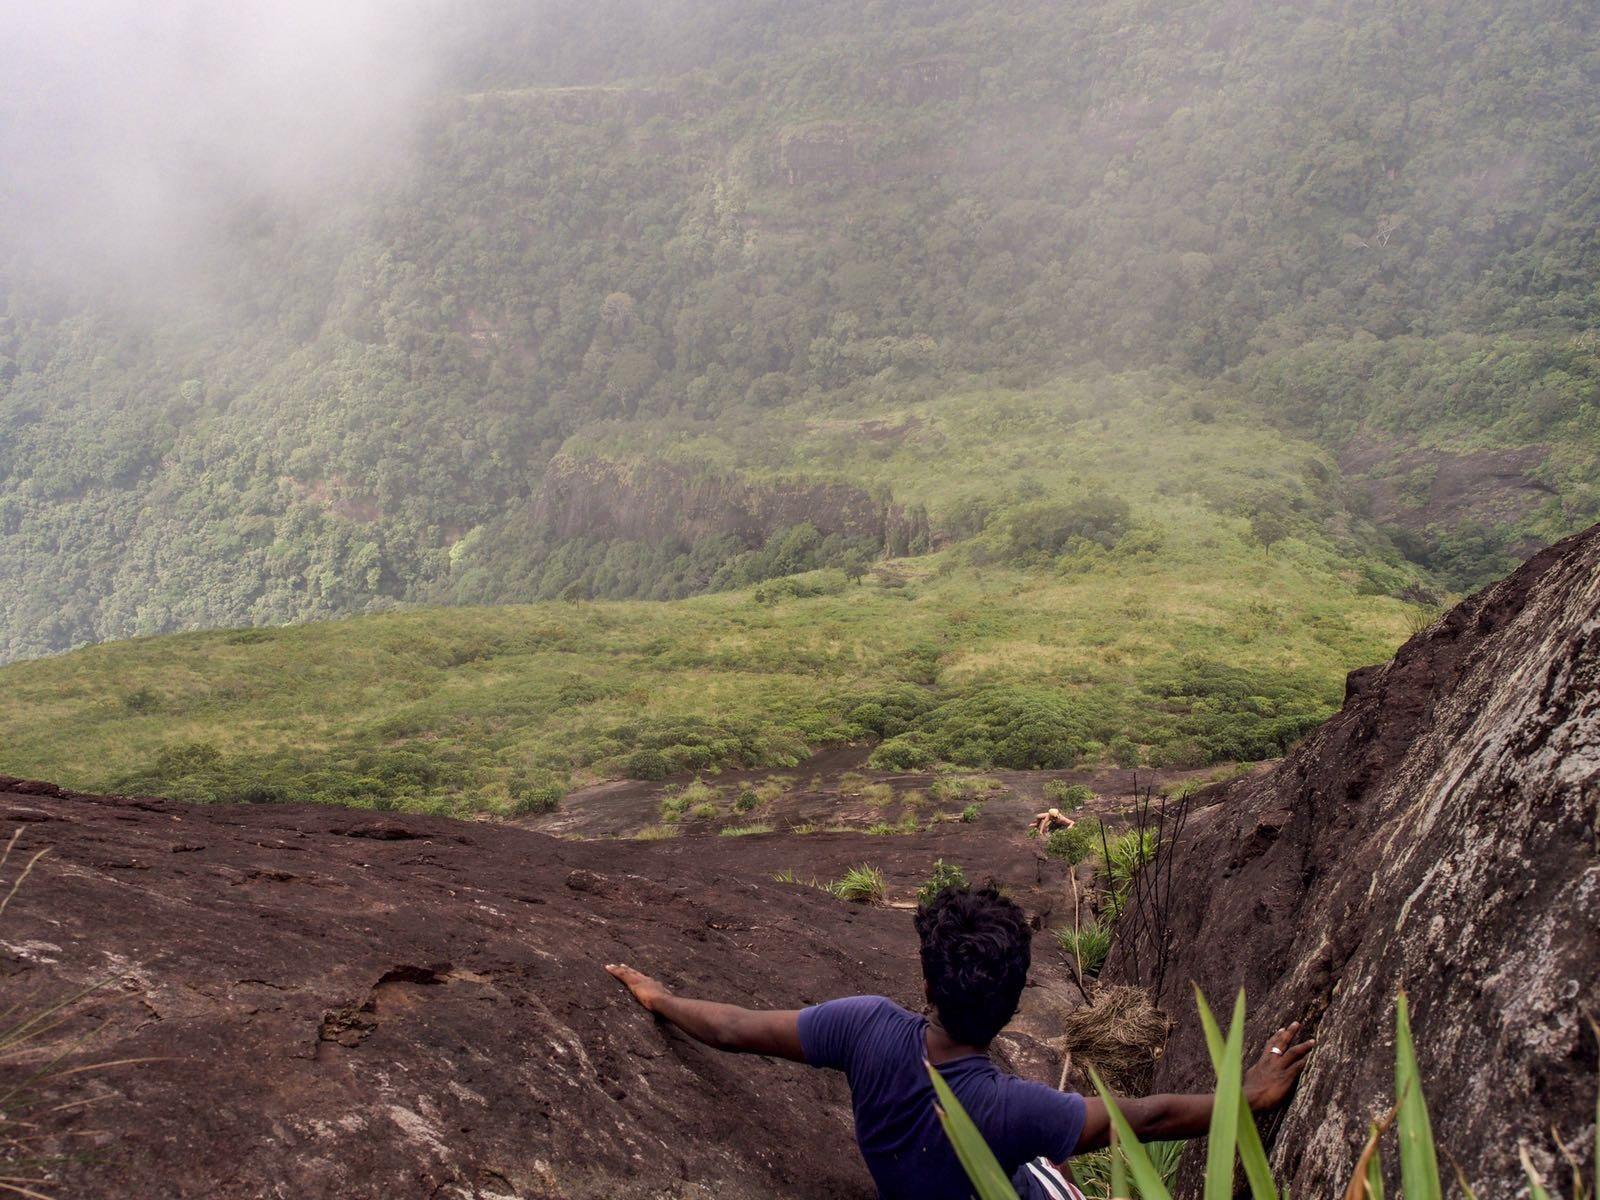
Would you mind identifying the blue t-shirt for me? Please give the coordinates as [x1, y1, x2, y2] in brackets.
[798, 995, 1087, 1200]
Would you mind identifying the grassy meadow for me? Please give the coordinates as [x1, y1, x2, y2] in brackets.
[0, 377, 1425, 816]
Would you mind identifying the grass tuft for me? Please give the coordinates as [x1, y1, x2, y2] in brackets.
[829, 865, 886, 904]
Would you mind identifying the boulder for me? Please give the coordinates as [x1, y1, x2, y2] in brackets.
[1112, 524, 1599, 1193]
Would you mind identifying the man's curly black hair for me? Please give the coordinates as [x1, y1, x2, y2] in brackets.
[913, 883, 1031, 1047]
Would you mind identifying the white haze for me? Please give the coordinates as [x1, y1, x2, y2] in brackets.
[0, 0, 459, 297]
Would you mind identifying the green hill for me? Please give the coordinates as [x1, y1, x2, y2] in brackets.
[1, 0, 1597, 807]
[2, 0, 1597, 663]
[0, 372, 1418, 812]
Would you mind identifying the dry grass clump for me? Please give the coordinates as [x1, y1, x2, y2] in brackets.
[1057, 984, 1170, 1095]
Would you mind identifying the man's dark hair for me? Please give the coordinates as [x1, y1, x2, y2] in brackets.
[913, 883, 1031, 1047]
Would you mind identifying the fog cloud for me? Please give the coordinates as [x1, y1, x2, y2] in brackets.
[1, 0, 455, 295]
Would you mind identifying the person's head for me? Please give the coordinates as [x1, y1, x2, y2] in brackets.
[913, 883, 1031, 1047]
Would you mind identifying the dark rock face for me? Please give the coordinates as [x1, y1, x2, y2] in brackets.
[1112, 525, 1599, 1194]
[1339, 436, 1557, 546]
[1, 779, 1082, 1198]
[0, 786, 912, 1199]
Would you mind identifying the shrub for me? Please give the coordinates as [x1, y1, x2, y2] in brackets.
[1142, 660, 1332, 765]
[152, 741, 224, 777]
[733, 788, 759, 812]
[1106, 829, 1157, 893]
[1043, 780, 1093, 810]
[1045, 818, 1102, 865]
[689, 802, 719, 820]
[960, 802, 981, 823]
[917, 860, 968, 907]
[624, 748, 670, 780]
[908, 687, 1089, 770]
[1055, 918, 1112, 975]
[1004, 495, 1132, 561]
[1108, 736, 1142, 768]
[123, 687, 161, 714]
[847, 684, 938, 739]
[506, 771, 565, 816]
[869, 735, 936, 770]
[830, 865, 886, 904]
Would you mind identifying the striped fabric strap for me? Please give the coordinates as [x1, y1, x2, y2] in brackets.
[1026, 1158, 1087, 1200]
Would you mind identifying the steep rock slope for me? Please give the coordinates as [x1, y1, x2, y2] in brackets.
[0, 785, 908, 1198]
[1113, 524, 1599, 1192]
[0, 780, 1081, 1199]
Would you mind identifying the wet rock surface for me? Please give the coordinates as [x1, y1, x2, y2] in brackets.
[1114, 523, 1600, 1194]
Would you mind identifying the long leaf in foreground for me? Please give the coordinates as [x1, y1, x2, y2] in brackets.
[1193, 988, 1245, 1200]
[1394, 991, 1442, 1200]
[927, 1060, 1019, 1200]
[1088, 1066, 1173, 1200]
[1194, 987, 1277, 1200]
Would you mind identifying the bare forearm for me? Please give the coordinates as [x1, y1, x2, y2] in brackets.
[1077, 1086, 1279, 1152]
[606, 964, 805, 1061]
[650, 993, 761, 1052]
[1119, 1092, 1217, 1141]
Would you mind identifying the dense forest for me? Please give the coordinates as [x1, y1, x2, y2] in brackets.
[2, 0, 1597, 662]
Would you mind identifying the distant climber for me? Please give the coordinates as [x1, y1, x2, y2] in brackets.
[1031, 806, 1075, 838]
[606, 883, 1313, 1200]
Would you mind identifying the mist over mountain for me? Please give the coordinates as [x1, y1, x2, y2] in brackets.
[1, 0, 1597, 662]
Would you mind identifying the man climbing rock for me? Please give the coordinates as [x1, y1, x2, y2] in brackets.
[1031, 806, 1075, 838]
[606, 883, 1313, 1199]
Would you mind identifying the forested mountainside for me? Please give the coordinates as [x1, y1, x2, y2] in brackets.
[3, 0, 1598, 662]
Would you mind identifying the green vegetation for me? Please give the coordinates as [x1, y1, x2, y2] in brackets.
[1045, 820, 1103, 867]
[1055, 918, 1113, 978]
[829, 865, 886, 905]
[872, 687, 1088, 770]
[1106, 830, 1159, 896]
[3, 0, 1594, 815]
[1072, 1139, 1185, 1200]
[917, 860, 969, 908]
[3, 0, 1598, 669]
[1043, 781, 1093, 811]
[632, 824, 680, 841]
[0, 499, 1413, 810]
[865, 818, 917, 837]
[719, 823, 772, 838]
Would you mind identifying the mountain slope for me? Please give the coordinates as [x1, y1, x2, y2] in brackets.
[3, 0, 1599, 660]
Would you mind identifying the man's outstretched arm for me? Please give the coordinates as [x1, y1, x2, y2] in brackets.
[607, 963, 806, 1062]
[1069, 1022, 1314, 1154]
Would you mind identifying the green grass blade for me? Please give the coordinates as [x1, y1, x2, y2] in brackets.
[1111, 1129, 1129, 1200]
[1367, 1143, 1385, 1200]
[1089, 1066, 1174, 1200]
[927, 1060, 1019, 1200]
[1394, 992, 1442, 1200]
[1235, 1096, 1278, 1200]
[1194, 989, 1279, 1200]
[1194, 987, 1246, 1200]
